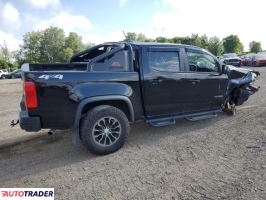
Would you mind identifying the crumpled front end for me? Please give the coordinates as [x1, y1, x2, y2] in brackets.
[228, 71, 259, 105]
[223, 66, 260, 113]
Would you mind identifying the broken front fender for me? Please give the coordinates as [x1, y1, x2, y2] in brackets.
[227, 70, 260, 106]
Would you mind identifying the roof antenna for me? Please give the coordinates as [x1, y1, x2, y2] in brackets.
[123, 30, 128, 41]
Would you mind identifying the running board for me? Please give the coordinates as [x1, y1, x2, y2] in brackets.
[147, 110, 221, 127]
[185, 113, 217, 121]
[148, 119, 176, 127]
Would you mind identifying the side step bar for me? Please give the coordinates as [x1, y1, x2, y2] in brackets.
[186, 113, 217, 121]
[147, 110, 220, 127]
[149, 119, 176, 127]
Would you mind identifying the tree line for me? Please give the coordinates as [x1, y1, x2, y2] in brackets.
[0, 27, 263, 70]
[124, 32, 263, 56]
[0, 27, 91, 70]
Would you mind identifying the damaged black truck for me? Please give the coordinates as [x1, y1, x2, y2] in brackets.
[19, 42, 259, 155]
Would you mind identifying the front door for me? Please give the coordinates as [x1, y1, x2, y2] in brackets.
[185, 48, 228, 112]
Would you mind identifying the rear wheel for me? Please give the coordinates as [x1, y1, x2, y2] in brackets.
[80, 105, 129, 155]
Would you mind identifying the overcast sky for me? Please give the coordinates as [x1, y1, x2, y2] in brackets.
[0, 0, 265, 51]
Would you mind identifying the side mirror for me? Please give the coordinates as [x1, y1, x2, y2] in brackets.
[221, 64, 228, 74]
[189, 64, 198, 72]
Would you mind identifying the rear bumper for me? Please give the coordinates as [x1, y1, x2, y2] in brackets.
[19, 110, 41, 132]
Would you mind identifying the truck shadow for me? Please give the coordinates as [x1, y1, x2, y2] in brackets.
[0, 113, 229, 186]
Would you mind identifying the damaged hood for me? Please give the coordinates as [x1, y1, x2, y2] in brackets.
[225, 65, 260, 80]
[225, 65, 260, 106]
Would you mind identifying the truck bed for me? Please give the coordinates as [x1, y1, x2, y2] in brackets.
[29, 63, 87, 71]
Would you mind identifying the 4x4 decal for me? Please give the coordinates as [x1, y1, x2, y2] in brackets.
[38, 74, 63, 80]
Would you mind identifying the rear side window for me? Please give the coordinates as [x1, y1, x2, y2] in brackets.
[91, 50, 130, 72]
[148, 51, 180, 72]
[187, 50, 219, 73]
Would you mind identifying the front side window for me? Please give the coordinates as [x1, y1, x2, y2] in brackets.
[148, 51, 180, 72]
[187, 51, 219, 72]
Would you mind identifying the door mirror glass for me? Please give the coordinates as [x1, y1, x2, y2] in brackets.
[189, 64, 198, 71]
[222, 64, 229, 74]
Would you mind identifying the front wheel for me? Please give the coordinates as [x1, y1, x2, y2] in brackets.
[223, 101, 236, 116]
[80, 105, 129, 155]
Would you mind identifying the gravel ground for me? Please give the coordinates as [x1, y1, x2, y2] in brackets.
[0, 67, 265, 200]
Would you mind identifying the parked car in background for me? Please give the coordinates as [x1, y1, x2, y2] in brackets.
[0, 69, 8, 79]
[251, 54, 266, 67]
[245, 54, 255, 66]
[239, 54, 247, 66]
[221, 53, 242, 67]
[4, 69, 22, 79]
[241, 54, 253, 66]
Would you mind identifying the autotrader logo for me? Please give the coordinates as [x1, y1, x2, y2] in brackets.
[0, 188, 54, 199]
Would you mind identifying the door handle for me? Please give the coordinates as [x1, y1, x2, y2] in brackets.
[208, 73, 220, 76]
[188, 79, 200, 83]
[150, 78, 163, 84]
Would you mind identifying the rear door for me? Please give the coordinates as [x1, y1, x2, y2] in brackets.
[184, 48, 228, 112]
[141, 46, 191, 117]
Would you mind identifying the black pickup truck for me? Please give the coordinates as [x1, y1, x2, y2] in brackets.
[19, 42, 259, 155]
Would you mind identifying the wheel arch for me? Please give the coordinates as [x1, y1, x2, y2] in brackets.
[72, 95, 134, 145]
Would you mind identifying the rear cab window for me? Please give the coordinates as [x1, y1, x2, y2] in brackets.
[91, 50, 130, 72]
[70, 44, 131, 72]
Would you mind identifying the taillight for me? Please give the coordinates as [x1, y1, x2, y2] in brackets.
[24, 81, 38, 109]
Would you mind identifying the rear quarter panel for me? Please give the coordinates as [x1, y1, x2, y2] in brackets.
[23, 71, 142, 129]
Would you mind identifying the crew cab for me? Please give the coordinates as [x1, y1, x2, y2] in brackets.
[19, 42, 259, 155]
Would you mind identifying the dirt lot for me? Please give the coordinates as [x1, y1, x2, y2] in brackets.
[0, 68, 265, 200]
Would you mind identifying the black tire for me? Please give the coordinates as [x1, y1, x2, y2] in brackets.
[224, 103, 236, 116]
[80, 105, 129, 155]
